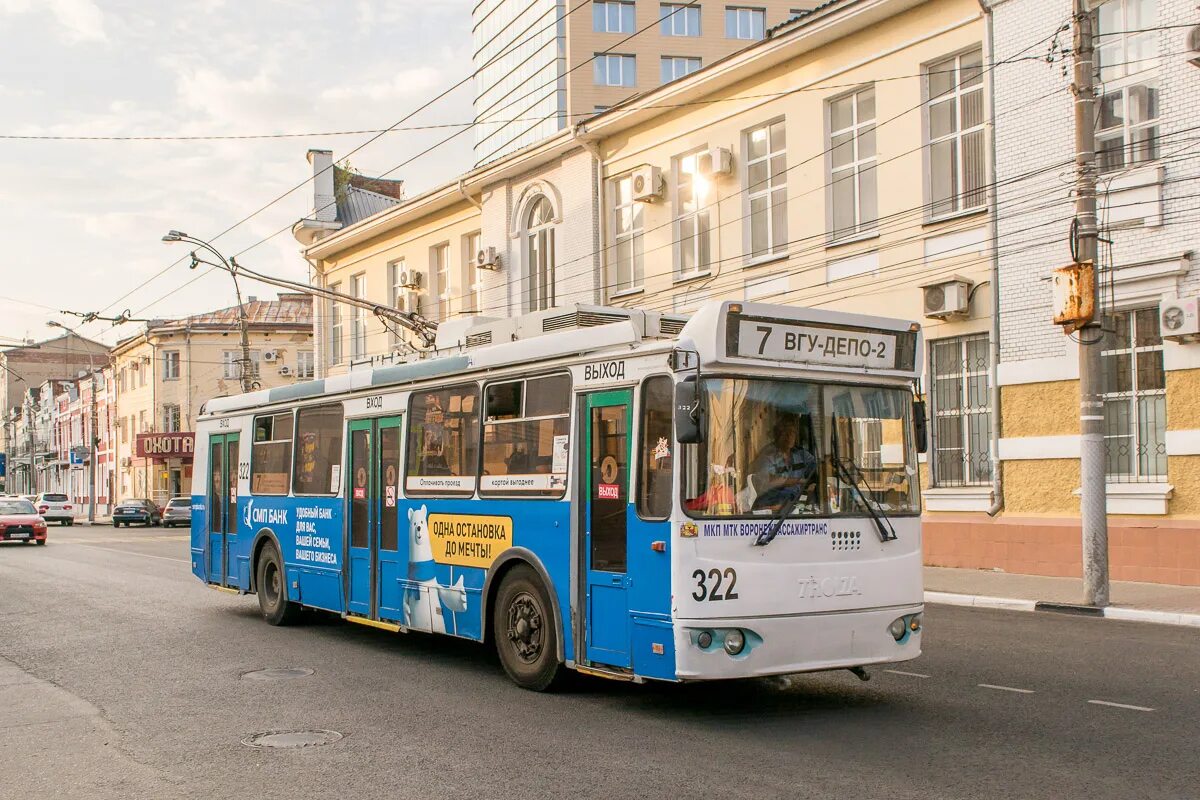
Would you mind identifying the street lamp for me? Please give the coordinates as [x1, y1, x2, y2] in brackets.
[47, 319, 101, 524]
[161, 231, 254, 394]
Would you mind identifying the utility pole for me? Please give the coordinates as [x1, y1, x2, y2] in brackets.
[88, 372, 98, 523]
[1072, 0, 1109, 607]
[233, 275, 253, 395]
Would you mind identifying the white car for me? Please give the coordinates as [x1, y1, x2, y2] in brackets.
[34, 493, 76, 526]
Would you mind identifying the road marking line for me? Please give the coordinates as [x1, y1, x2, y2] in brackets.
[884, 669, 930, 678]
[978, 683, 1035, 694]
[1088, 700, 1155, 712]
[74, 544, 188, 564]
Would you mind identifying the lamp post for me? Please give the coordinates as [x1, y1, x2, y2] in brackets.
[47, 320, 101, 524]
[162, 231, 254, 394]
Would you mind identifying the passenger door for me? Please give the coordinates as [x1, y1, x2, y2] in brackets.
[206, 433, 239, 588]
[345, 416, 405, 621]
[583, 390, 633, 669]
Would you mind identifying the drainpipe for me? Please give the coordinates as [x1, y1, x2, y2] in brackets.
[456, 178, 483, 210]
[575, 128, 606, 306]
[980, 0, 1004, 517]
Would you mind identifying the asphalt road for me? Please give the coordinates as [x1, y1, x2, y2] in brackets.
[1, 531, 1197, 800]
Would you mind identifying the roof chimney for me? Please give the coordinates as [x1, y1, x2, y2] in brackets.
[307, 149, 337, 223]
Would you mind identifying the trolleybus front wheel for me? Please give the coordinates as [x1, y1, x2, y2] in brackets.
[256, 544, 301, 626]
[493, 565, 561, 691]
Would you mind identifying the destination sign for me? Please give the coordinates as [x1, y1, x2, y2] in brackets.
[733, 318, 912, 371]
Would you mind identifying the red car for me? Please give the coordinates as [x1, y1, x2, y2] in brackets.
[0, 497, 48, 545]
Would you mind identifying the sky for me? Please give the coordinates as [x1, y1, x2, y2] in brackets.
[0, 0, 475, 346]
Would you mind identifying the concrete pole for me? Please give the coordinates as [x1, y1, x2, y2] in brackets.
[1072, 0, 1109, 607]
[88, 372, 97, 523]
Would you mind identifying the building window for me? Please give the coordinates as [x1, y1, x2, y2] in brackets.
[222, 351, 239, 380]
[252, 411, 292, 495]
[725, 6, 764, 40]
[660, 3, 700, 36]
[660, 55, 701, 84]
[926, 49, 986, 218]
[610, 174, 644, 294]
[162, 350, 180, 381]
[406, 384, 480, 496]
[525, 195, 556, 312]
[462, 230, 484, 314]
[162, 404, 181, 433]
[388, 260, 408, 347]
[1096, 0, 1159, 172]
[675, 149, 714, 277]
[329, 280, 344, 365]
[481, 374, 571, 498]
[593, 0, 634, 33]
[594, 53, 636, 87]
[828, 86, 877, 241]
[1102, 308, 1166, 481]
[746, 120, 788, 259]
[350, 273, 367, 359]
[246, 351, 261, 378]
[297, 351, 315, 379]
[930, 334, 992, 487]
[431, 242, 451, 322]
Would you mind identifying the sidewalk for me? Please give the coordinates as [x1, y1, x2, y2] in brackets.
[925, 566, 1200, 627]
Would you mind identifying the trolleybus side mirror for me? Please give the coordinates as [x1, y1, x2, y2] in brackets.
[913, 399, 928, 454]
[674, 376, 704, 444]
[669, 349, 699, 372]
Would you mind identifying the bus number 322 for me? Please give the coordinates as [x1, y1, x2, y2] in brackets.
[691, 567, 739, 601]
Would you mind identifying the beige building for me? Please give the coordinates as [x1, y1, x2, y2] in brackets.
[472, 0, 813, 165]
[110, 295, 314, 503]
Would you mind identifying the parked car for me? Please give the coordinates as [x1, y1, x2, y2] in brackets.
[162, 497, 192, 528]
[0, 498, 48, 545]
[34, 492, 75, 526]
[112, 499, 162, 528]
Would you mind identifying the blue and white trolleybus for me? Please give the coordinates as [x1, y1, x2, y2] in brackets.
[192, 300, 926, 690]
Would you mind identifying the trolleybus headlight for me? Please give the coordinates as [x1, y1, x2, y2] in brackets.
[909, 613, 922, 632]
[697, 630, 714, 649]
[723, 629, 746, 656]
[888, 617, 907, 641]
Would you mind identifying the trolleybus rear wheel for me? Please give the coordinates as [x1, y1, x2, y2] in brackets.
[493, 565, 560, 691]
[256, 543, 301, 626]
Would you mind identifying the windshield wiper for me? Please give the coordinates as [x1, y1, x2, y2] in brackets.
[753, 482, 806, 547]
[830, 414, 898, 543]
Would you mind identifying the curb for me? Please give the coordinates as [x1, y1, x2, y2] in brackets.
[924, 591, 1200, 628]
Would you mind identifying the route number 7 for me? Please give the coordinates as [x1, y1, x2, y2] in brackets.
[756, 325, 772, 355]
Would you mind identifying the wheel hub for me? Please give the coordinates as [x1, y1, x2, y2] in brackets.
[506, 592, 543, 663]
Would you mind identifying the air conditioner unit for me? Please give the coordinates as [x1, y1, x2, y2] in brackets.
[1159, 295, 1200, 341]
[399, 269, 421, 290]
[262, 349, 278, 362]
[278, 365, 294, 377]
[475, 246, 500, 271]
[630, 165, 664, 202]
[698, 146, 733, 177]
[920, 277, 972, 320]
[1188, 24, 1200, 68]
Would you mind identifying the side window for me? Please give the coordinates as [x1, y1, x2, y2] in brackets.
[251, 411, 293, 495]
[406, 384, 480, 495]
[481, 374, 571, 497]
[292, 404, 344, 496]
[637, 376, 675, 519]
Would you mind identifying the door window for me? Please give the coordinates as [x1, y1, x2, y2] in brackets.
[590, 404, 628, 572]
[349, 429, 370, 549]
[380, 425, 401, 551]
[637, 376, 674, 519]
[209, 440, 223, 533]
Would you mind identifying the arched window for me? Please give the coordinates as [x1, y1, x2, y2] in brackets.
[525, 195, 555, 312]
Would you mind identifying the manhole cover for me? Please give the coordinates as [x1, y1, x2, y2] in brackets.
[241, 729, 343, 749]
[241, 667, 315, 681]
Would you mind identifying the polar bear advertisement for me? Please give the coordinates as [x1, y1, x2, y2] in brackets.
[405, 504, 468, 633]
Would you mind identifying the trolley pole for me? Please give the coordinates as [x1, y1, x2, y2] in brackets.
[1072, 0, 1109, 607]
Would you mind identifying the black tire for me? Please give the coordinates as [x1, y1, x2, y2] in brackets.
[35, 539, 46, 546]
[492, 564, 561, 691]
[113, 521, 120, 528]
[256, 543, 301, 626]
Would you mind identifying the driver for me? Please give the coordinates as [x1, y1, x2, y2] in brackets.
[749, 416, 817, 508]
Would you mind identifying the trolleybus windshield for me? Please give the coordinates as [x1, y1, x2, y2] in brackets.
[682, 378, 919, 519]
